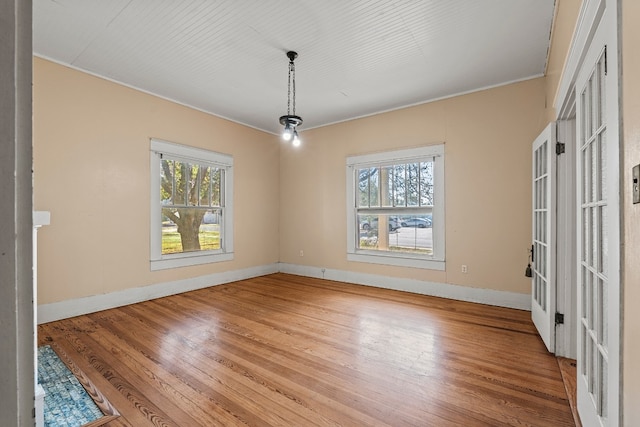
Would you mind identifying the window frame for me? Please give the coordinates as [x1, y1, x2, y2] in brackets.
[150, 138, 234, 271]
[346, 144, 445, 270]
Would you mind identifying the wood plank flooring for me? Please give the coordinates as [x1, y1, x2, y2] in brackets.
[38, 273, 576, 426]
[557, 357, 581, 427]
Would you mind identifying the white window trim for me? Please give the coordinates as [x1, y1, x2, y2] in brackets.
[150, 138, 234, 271]
[346, 144, 445, 271]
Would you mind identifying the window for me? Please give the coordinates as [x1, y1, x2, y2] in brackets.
[346, 144, 445, 270]
[150, 139, 233, 270]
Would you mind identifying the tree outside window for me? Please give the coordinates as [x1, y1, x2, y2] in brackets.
[150, 139, 233, 270]
[160, 158, 223, 254]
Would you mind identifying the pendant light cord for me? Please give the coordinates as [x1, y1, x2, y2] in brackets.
[287, 59, 296, 116]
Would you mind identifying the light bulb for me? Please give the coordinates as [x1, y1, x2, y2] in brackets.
[292, 130, 301, 147]
[282, 124, 293, 141]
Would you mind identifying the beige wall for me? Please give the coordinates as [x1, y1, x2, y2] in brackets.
[33, 58, 280, 304]
[30, 2, 640, 423]
[622, 0, 640, 423]
[545, 0, 582, 122]
[280, 78, 547, 294]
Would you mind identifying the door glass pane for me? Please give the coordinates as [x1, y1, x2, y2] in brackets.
[581, 89, 588, 145]
[583, 147, 590, 203]
[601, 356, 608, 418]
[598, 55, 606, 129]
[603, 277, 608, 347]
[591, 142, 598, 203]
[591, 207, 598, 265]
[597, 277, 604, 344]
[590, 339, 596, 393]
[581, 324, 588, 376]
[582, 208, 588, 261]
[588, 76, 594, 138]
[581, 267, 588, 316]
[600, 130, 607, 201]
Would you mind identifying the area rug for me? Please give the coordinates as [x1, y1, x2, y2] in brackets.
[37, 345, 118, 427]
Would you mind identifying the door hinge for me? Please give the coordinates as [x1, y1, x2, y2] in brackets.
[555, 312, 565, 325]
[556, 142, 565, 155]
[604, 45, 608, 76]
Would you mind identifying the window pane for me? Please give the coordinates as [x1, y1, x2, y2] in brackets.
[173, 161, 187, 205]
[407, 163, 419, 206]
[369, 167, 379, 207]
[357, 213, 433, 255]
[160, 159, 174, 204]
[420, 161, 434, 206]
[161, 207, 221, 255]
[211, 168, 222, 207]
[393, 164, 406, 207]
[381, 166, 393, 207]
[198, 166, 210, 206]
[358, 168, 372, 207]
[185, 164, 195, 206]
[398, 215, 433, 254]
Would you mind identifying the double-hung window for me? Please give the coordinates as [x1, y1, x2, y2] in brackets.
[346, 144, 445, 270]
[150, 139, 233, 270]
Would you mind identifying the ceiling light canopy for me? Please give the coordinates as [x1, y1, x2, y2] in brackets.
[279, 51, 303, 145]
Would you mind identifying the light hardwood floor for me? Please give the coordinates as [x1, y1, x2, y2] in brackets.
[38, 273, 576, 426]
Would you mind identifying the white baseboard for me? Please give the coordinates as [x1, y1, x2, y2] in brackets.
[38, 263, 279, 324]
[38, 261, 530, 324]
[278, 263, 531, 311]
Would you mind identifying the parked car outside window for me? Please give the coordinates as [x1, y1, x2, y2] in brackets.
[400, 216, 432, 228]
[361, 217, 402, 231]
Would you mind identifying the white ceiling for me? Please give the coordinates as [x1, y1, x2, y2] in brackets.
[33, 0, 556, 135]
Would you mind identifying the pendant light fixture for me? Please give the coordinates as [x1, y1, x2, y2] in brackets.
[279, 51, 303, 146]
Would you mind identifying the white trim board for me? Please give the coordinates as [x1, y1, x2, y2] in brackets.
[554, 0, 605, 118]
[39, 262, 530, 324]
[38, 263, 279, 324]
[279, 263, 531, 311]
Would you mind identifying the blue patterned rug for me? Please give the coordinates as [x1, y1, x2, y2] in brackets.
[37, 345, 103, 427]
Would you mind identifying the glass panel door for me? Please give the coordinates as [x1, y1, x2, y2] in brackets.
[531, 123, 557, 352]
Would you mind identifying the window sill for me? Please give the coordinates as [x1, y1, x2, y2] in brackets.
[347, 252, 445, 271]
[151, 252, 233, 271]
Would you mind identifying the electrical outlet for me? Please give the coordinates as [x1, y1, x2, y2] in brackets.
[299, 250, 304, 257]
[461, 265, 468, 274]
[633, 164, 640, 204]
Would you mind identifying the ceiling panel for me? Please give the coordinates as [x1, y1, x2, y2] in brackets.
[33, 0, 555, 134]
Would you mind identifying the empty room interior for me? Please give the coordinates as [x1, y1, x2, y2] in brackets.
[3, 0, 640, 426]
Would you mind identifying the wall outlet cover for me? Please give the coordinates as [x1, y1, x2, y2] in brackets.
[633, 164, 640, 204]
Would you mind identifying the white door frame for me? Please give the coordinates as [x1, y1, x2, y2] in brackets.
[0, 1, 35, 425]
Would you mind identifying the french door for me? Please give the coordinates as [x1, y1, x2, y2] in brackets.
[575, 17, 620, 426]
[531, 123, 557, 352]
